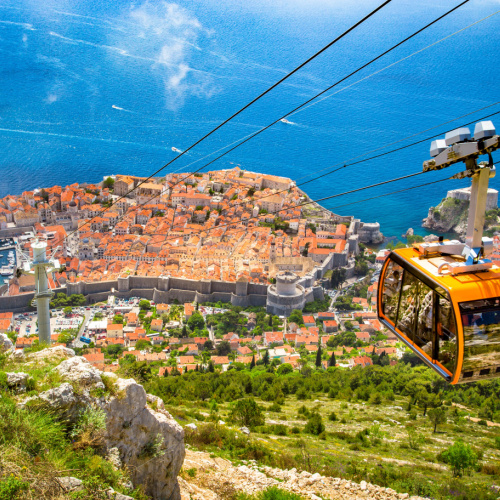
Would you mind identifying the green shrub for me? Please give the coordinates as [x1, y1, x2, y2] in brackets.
[297, 405, 310, 418]
[304, 413, 325, 436]
[268, 403, 281, 413]
[0, 476, 29, 500]
[328, 411, 337, 422]
[477, 419, 488, 426]
[229, 399, 265, 429]
[441, 439, 478, 477]
[290, 427, 301, 434]
[237, 486, 305, 500]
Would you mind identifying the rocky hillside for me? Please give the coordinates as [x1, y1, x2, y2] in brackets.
[422, 197, 500, 236]
[179, 449, 426, 500]
[0, 334, 184, 500]
[421, 197, 469, 234]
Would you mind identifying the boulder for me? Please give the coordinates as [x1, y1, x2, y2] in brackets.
[6, 372, 29, 393]
[104, 378, 185, 500]
[0, 333, 13, 353]
[57, 477, 83, 492]
[239, 426, 250, 435]
[185, 423, 197, 431]
[29, 345, 75, 362]
[24, 383, 91, 421]
[55, 356, 104, 388]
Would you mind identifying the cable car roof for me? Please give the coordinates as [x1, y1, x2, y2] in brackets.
[391, 246, 500, 302]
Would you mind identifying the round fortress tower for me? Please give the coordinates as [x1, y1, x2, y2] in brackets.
[266, 271, 306, 316]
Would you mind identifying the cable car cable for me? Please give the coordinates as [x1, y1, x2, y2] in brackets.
[161, 1, 471, 188]
[89, 1, 393, 209]
[101, 106, 500, 238]
[68, 0, 472, 239]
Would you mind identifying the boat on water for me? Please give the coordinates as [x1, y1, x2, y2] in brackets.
[172, 147, 183, 153]
[280, 118, 292, 124]
[0, 266, 14, 276]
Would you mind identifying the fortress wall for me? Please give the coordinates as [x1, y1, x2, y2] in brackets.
[85, 281, 119, 294]
[170, 277, 204, 292]
[129, 276, 158, 290]
[247, 282, 267, 295]
[195, 291, 233, 303]
[0, 292, 35, 312]
[0, 227, 35, 238]
[312, 286, 325, 301]
[211, 280, 236, 293]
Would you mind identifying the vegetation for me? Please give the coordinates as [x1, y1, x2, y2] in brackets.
[147, 361, 500, 500]
[0, 389, 143, 500]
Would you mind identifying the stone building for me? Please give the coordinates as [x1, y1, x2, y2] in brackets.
[267, 271, 308, 316]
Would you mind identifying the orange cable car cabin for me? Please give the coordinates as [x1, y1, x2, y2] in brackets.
[378, 246, 500, 384]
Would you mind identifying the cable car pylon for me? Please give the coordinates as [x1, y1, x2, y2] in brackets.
[378, 121, 500, 384]
[17, 239, 61, 346]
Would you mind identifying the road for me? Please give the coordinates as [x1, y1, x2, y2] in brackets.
[76, 310, 92, 340]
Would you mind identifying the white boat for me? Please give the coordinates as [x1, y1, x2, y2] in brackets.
[280, 118, 292, 124]
[172, 147, 183, 153]
[0, 266, 14, 276]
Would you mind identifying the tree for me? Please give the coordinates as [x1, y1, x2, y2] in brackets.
[113, 314, 124, 325]
[263, 350, 270, 366]
[443, 440, 478, 477]
[229, 398, 265, 429]
[181, 325, 188, 338]
[63, 306, 72, 316]
[107, 344, 125, 357]
[215, 341, 230, 356]
[188, 311, 205, 331]
[328, 351, 336, 368]
[268, 315, 273, 327]
[305, 412, 325, 435]
[250, 354, 256, 369]
[103, 177, 115, 189]
[330, 268, 346, 289]
[302, 242, 310, 257]
[203, 339, 214, 351]
[315, 345, 323, 368]
[139, 299, 151, 311]
[136, 339, 152, 351]
[289, 309, 304, 326]
[428, 406, 447, 433]
[277, 363, 293, 375]
[57, 330, 74, 345]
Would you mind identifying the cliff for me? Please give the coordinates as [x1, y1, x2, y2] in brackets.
[421, 197, 469, 235]
[0, 338, 184, 499]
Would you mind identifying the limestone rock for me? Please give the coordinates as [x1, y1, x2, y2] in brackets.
[6, 372, 28, 392]
[239, 426, 250, 435]
[9, 350, 25, 362]
[55, 356, 104, 388]
[24, 382, 90, 421]
[186, 423, 197, 431]
[20, 348, 185, 500]
[29, 345, 75, 362]
[106, 488, 134, 500]
[104, 378, 185, 500]
[0, 333, 13, 353]
[57, 476, 83, 492]
[147, 393, 165, 410]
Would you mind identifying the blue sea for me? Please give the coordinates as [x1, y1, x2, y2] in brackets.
[0, 0, 498, 238]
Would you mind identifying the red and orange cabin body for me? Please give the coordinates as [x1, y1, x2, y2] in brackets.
[378, 247, 500, 384]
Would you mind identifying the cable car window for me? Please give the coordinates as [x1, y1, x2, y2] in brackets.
[437, 295, 457, 372]
[460, 297, 500, 373]
[396, 271, 433, 350]
[382, 260, 403, 324]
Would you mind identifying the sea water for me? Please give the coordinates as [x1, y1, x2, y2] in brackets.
[0, 0, 498, 238]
